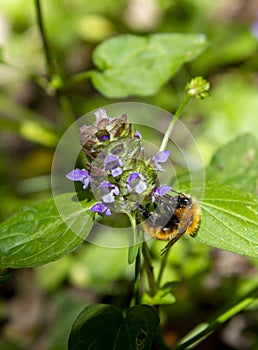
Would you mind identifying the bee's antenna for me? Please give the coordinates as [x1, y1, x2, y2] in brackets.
[170, 188, 186, 196]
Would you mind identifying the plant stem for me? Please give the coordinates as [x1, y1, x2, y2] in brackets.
[142, 241, 157, 296]
[34, 0, 76, 126]
[34, 0, 55, 79]
[157, 249, 169, 287]
[134, 248, 141, 305]
[159, 94, 191, 152]
[174, 284, 258, 350]
[63, 70, 95, 89]
[127, 213, 142, 304]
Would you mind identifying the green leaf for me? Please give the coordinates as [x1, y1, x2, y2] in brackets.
[0, 193, 94, 268]
[68, 304, 159, 350]
[176, 133, 258, 192]
[91, 33, 208, 97]
[206, 133, 258, 192]
[178, 182, 258, 258]
[128, 244, 139, 265]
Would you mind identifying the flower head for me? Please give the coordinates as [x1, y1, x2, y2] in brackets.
[186, 77, 210, 100]
[66, 109, 175, 217]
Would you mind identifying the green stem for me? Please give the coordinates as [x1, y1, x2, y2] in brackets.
[142, 241, 157, 297]
[157, 93, 192, 281]
[127, 213, 142, 304]
[134, 248, 141, 305]
[34, 0, 76, 127]
[63, 70, 95, 90]
[34, 0, 55, 79]
[174, 284, 258, 350]
[157, 249, 169, 287]
[159, 94, 191, 152]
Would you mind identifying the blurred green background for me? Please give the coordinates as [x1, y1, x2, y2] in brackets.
[0, 0, 258, 349]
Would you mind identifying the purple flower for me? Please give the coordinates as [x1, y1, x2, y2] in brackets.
[105, 155, 124, 177]
[66, 169, 90, 189]
[98, 181, 113, 189]
[153, 150, 170, 171]
[102, 193, 115, 203]
[127, 172, 147, 194]
[99, 134, 110, 142]
[134, 131, 142, 139]
[155, 185, 172, 196]
[82, 177, 90, 189]
[98, 181, 120, 203]
[90, 202, 111, 216]
[152, 185, 172, 202]
[127, 172, 142, 183]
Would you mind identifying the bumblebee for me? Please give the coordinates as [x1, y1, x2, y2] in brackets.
[137, 193, 201, 253]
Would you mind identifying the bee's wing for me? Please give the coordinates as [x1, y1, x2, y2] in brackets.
[158, 195, 178, 214]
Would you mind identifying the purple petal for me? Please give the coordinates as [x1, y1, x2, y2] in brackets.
[127, 172, 145, 184]
[135, 181, 147, 194]
[66, 169, 89, 181]
[154, 150, 170, 163]
[98, 181, 113, 188]
[82, 177, 90, 189]
[111, 167, 123, 177]
[106, 209, 112, 216]
[105, 155, 124, 171]
[90, 203, 107, 213]
[134, 131, 142, 139]
[112, 186, 120, 196]
[100, 134, 110, 141]
[155, 164, 165, 172]
[127, 172, 140, 183]
[102, 193, 115, 203]
[154, 185, 172, 196]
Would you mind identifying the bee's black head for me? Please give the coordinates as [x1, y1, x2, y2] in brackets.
[175, 195, 192, 208]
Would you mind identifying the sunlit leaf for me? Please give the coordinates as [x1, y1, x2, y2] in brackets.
[91, 33, 208, 97]
[177, 133, 258, 192]
[0, 193, 94, 268]
[206, 133, 258, 192]
[178, 182, 258, 258]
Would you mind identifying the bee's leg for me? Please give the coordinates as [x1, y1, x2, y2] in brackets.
[160, 231, 185, 255]
[137, 204, 151, 219]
